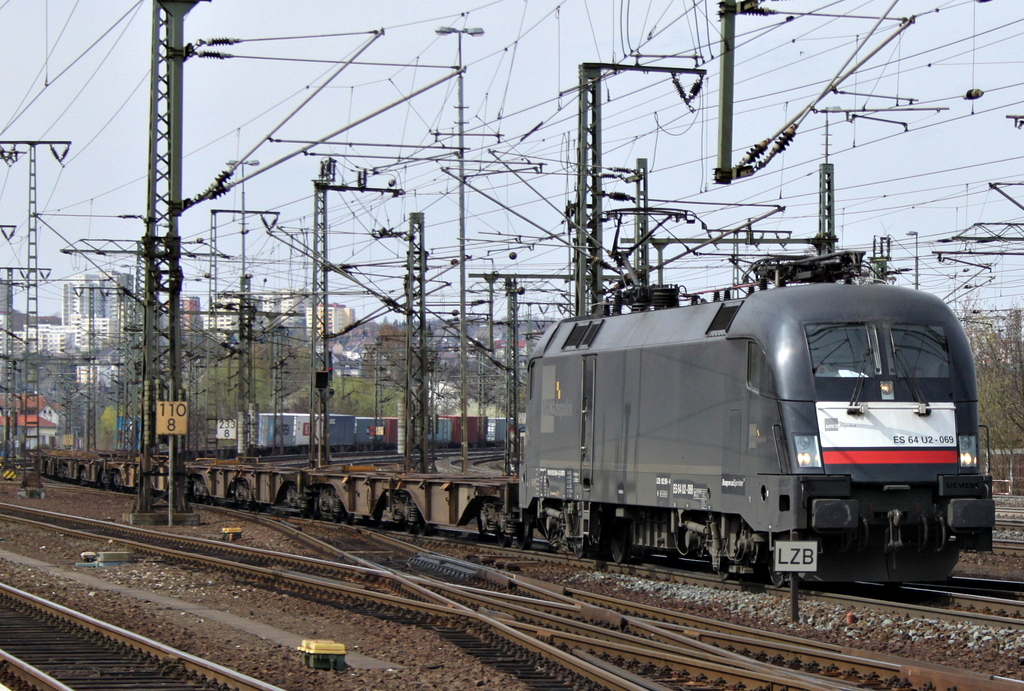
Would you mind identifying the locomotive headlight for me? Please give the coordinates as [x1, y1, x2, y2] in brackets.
[958, 435, 978, 469]
[794, 435, 822, 468]
[879, 380, 894, 400]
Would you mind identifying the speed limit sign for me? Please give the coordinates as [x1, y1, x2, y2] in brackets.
[157, 401, 189, 435]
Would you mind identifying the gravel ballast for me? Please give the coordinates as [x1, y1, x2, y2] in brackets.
[1, 484, 1022, 687]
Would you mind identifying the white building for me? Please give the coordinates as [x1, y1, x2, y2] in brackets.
[260, 290, 308, 332]
[305, 303, 355, 336]
[14, 323, 74, 354]
[62, 272, 131, 327]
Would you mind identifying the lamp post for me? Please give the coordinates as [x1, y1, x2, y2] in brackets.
[907, 231, 919, 290]
[436, 26, 484, 472]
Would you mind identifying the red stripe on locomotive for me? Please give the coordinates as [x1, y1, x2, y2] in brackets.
[823, 448, 957, 465]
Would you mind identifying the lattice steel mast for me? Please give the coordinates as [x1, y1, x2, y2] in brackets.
[132, 0, 204, 525]
[404, 213, 429, 473]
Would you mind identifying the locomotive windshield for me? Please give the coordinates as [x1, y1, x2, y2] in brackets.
[806, 322, 952, 401]
[806, 324, 878, 378]
[890, 325, 950, 379]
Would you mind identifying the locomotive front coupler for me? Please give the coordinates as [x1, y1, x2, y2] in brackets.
[884, 509, 903, 553]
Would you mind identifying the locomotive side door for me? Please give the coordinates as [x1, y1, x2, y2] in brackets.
[580, 355, 597, 495]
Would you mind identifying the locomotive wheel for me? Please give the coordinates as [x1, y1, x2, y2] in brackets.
[497, 532, 513, 548]
[610, 522, 631, 564]
[769, 569, 789, 587]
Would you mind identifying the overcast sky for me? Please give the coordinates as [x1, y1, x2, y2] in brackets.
[0, 0, 1021, 324]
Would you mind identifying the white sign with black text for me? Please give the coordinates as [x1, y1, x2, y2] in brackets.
[774, 540, 818, 573]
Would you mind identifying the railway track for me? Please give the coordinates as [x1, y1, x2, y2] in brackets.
[0, 580, 285, 691]
[340, 512, 1024, 624]
[0, 499, 1019, 691]
[32, 481, 1024, 612]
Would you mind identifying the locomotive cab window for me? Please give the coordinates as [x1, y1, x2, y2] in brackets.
[746, 341, 777, 397]
[889, 325, 949, 379]
[806, 322, 953, 402]
[806, 323, 879, 378]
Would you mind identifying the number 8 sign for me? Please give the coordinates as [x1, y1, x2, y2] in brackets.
[157, 401, 189, 435]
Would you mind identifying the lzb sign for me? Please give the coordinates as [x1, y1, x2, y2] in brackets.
[774, 540, 818, 573]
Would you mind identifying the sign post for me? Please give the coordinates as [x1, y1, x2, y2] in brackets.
[773, 537, 818, 624]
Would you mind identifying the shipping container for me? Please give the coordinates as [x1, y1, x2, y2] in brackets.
[430, 416, 453, 445]
[258, 413, 300, 449]
[329, 415, 354, 448]
[487, 417, 508, 444]
[354, 417, 386, 446]
[257, 413, 354, 451]
[440, 415, 487, 445]
[383, 417, 400, 446]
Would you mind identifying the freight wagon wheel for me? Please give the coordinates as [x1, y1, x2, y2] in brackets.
[570, 537, 589, 559]
[610, 522, 632, 565]
[514, 520, 533, 550]
[405, 504, 427, 535]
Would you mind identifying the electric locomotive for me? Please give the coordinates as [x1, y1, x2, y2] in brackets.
[520, 282, 994, 582]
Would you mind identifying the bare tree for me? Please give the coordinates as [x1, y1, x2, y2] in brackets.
[964, 307, 1024, 492]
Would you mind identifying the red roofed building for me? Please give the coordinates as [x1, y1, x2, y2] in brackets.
[0, 394, 62, 450]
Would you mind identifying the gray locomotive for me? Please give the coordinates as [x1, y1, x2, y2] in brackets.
[520, 283, 994, 582]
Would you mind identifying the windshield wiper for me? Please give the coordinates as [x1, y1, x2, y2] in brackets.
[894, 347, 931, 416]
[847, 347, 873, 415]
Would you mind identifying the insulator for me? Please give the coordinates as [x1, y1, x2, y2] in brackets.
[671, 73, 687, 100]
[688, 74, 704, 101]
[651, 286, 679, 310]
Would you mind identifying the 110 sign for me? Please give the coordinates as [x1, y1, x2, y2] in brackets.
[156, 401, 189, 435]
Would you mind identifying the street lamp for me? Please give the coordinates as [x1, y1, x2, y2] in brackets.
[906, 231, 919, 290]
[436, 26, 484, 472]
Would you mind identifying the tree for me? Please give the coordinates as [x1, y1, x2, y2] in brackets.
[98, 407, 119, 449]
[964, 307, 1024, 492]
